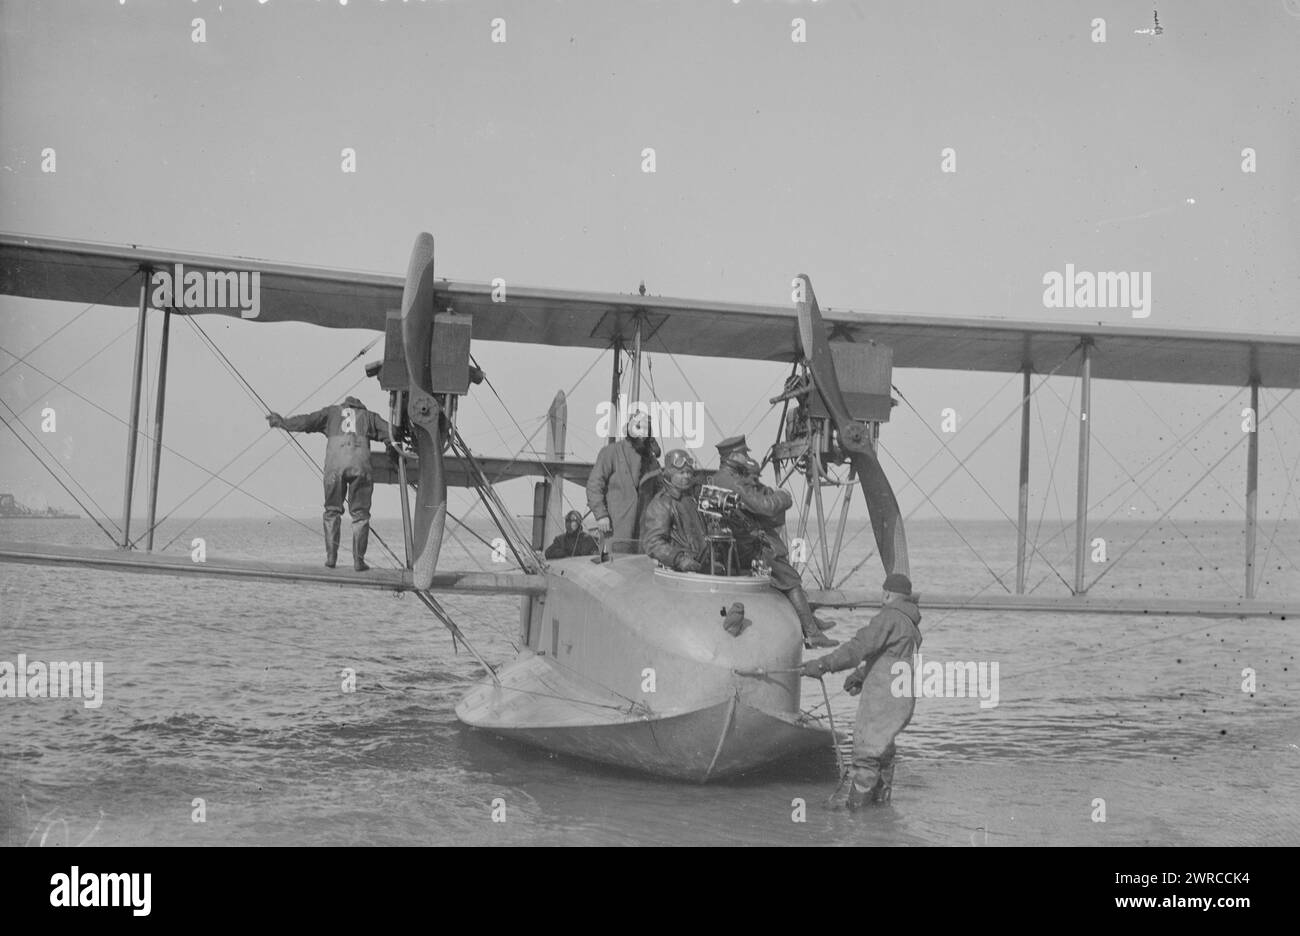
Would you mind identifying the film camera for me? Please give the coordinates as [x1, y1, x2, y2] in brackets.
[696, 484, 767, 577]
[696, 484, 739, 519]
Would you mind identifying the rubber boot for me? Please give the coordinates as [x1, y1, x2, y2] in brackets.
[323, 516, 341, 569]
[788, 586, 839, 648]
[873, 761, 895, 804]
[352, 520, 370, 572]
[847, 781, 874, 810]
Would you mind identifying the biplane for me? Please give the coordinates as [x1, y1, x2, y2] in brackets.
[1, 231, 1296, 781]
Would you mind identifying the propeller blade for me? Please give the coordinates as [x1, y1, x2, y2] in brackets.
[400, 233, 446, 589]
[847, 450, 910, 579]
[795, 275, 855, 431]
[794, 273, 910, 578]
[401, 232, 436, 395]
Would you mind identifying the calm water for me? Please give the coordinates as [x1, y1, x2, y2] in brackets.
[2, 515, 1298, 846]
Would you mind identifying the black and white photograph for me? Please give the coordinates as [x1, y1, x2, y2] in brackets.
[1, 0, 1297, 874]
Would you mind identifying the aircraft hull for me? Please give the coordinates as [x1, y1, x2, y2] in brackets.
[455, 556, 834, 781]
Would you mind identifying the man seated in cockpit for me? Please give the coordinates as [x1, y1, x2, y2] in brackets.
[640, 449, 709, 573]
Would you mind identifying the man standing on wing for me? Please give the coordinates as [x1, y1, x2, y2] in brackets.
[266, 395, 391, 571]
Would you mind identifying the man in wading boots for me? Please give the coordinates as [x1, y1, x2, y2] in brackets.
[266, 396, 392, 571]
[709, 435, 838, 649]
[800, 573, 922, 808]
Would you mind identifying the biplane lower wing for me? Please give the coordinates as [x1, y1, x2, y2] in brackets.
[808, 589, 1297, 620]
[0, 540, 545, 596]
[370, 452, 593, 488]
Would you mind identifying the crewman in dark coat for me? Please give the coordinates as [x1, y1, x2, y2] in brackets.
[544, 510, 599, 559]
[587, 412, 661, 553]
[640, 450, 708, 572]
[266, 396, 391, 571]
[801, 573, 922, 808]
[710, 435, 837, 649]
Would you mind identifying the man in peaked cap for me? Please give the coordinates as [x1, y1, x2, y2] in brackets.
[709, 434, 838, 649]
[266, 395, 392, 571]
[800, 572, 922, 808]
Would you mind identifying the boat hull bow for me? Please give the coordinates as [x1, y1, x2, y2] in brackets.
[454, 557, 836, 781]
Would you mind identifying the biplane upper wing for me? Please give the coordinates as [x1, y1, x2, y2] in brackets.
[3, 232, 1297, 388]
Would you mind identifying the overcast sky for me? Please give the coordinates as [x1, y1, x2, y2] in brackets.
[1, 1, 1297, 541]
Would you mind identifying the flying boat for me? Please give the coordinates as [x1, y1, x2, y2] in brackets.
[1, 231, 1296, 780]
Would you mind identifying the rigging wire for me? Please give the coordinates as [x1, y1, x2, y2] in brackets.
[1036, 376, 1240, 594]
[1254, 395, 1300, 584]
[0, 268, 140, 382]
[1135, 382, 1295, 574]
[446, 510, 506, 556]
[447, 426, 541, 573]
[463, 346, 606, 487]
[146, 334, 380, 547]
[1086, 431, 1252, 592]
[412, 590, 498, 683]
[156, 378, 368, 552]
[1022, 386, 1248, 591]
[731, 370, 789, 445]
[0, 352, 317, 532]
[0, 400, 120, 545]
[998, 382, 1244, 596]
[829, 359, 1072, 589]
[446, 345, 609, 538]
[8, 321, 137, 421]
[651, 332, 727, 441]
[184, 316, 326, 479]
[181, 317, 322, 480]
[890, 381, 1088, 591]
[1019, 383, 1250, 590]
[0, 392, 123, 536]
[873, 436, 1012, 591]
